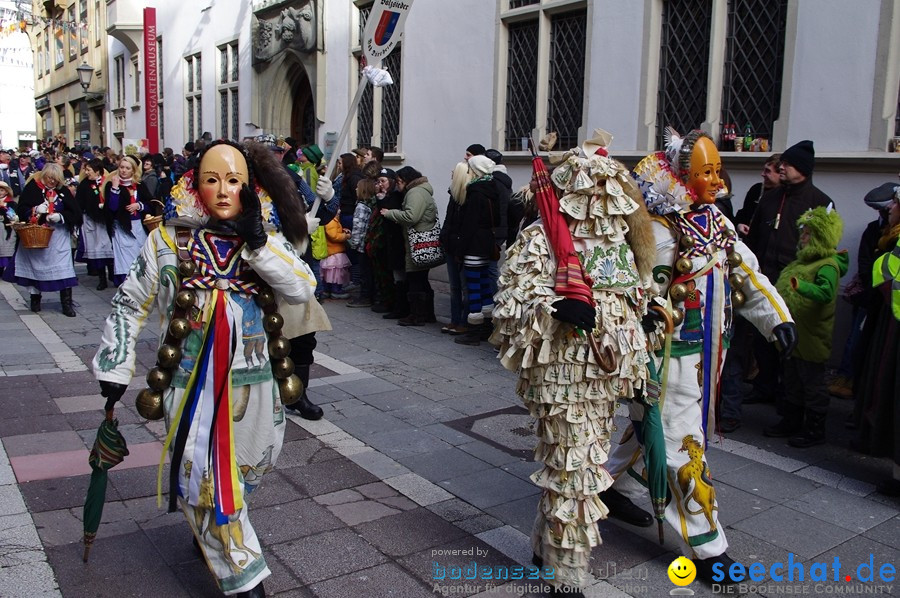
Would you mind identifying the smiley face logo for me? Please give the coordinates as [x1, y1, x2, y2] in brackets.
[668, 556, 696, 586]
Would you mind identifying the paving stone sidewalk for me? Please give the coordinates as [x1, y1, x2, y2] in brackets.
[0, 274, 898, 598]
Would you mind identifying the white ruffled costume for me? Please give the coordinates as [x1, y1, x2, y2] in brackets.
[491, 137, 652, 589]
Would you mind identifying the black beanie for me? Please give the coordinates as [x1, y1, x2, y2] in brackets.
[396, 166, 422, 183]
[466, 143, 485, 156]
[780, 140, 815, 177]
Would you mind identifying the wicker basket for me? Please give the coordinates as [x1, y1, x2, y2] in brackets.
[12, 223, 53, 249]
[144, 215, 163, 232]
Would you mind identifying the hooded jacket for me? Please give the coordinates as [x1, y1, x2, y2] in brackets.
[775, 207, 848, 362]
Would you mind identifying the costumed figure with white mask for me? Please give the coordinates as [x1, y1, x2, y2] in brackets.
[602, 128, 797, 582]
[93, 140, 316, 597]
[491, 130, 657, 596]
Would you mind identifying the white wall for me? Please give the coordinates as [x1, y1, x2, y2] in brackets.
[398, 0, 496, 211]
[0, 27, 35, 149]
[785, 0, 881, 151]
[584, 1, 646, 150]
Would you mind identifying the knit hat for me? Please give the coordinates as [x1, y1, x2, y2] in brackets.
[379, 167, 396, 180]
[863, 182, 900, 211]
[300, 144, 324, 164]
[466, 144, 485, 156]
[780, 140, 815, 177]
[468, 155, 495, 178]
[395, 166, 422, 183]
[484, 149, 503, 165]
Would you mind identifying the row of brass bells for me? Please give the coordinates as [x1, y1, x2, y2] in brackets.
[729, 271, 747, 308]
[256, 286, 298, 405]
[137, 276, 198, 420]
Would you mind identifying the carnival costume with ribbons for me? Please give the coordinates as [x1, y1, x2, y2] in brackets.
[491, 131, 653, 589]
[604, 130, 792, 560]
[93, 170, 315, 595]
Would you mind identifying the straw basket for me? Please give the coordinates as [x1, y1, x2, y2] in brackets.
[144, 215, 163, 232]
[12, 223, 53, 249]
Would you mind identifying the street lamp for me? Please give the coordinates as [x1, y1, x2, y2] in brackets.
[76, 62, 103, 102]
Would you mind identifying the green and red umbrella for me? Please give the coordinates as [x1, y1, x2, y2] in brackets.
[82, 410, 129, 562]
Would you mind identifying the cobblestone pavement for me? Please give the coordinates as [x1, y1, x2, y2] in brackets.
[0, 271, 897, 598]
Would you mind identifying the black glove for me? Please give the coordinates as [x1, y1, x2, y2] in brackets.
[100, 380, 128, 412]
[641, 309, 667, 333]
[773, 322, 798, 359]
[550, 298, 596, 331]
[222, 185, 267, 250]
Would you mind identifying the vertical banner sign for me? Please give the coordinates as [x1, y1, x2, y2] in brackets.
[363, 0, 414, 67]
[143, 8, 159, 154]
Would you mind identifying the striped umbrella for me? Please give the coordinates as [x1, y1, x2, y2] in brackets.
[82, 411, 129, 562]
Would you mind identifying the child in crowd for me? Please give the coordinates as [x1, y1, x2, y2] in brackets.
[767, 206, 847, 447]
[320, 210, 351, 299]
[0, 181, 18, 276]
[348, 178, 377, 307]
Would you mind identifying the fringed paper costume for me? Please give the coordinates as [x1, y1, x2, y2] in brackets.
[491, 134, 654, 589]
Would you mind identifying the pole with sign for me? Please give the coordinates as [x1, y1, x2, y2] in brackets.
[320, 0, 414, 184]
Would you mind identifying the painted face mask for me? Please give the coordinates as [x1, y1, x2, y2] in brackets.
[686, 136, 724, 205]
[197, 145, 249, 221]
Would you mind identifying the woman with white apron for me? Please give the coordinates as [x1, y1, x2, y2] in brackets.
[104, 155, 152, 286]
[3, 163, 82, 315]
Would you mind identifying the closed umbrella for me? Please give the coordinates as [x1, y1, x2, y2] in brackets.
[82, 410, 129, 562]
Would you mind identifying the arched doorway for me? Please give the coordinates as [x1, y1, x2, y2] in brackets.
[286, 60, 315, 145]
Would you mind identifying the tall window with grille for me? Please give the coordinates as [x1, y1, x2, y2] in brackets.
[656, 0, 713, 148]
[720, 0, 787, 144]
[131, 54, 140, 106]
[44, 28, 49, 74]
[356, 4, 373, 147]
[504, 19, 538, 152]
[895, 81, 900, 137]
[185, 53, 202, 143]
[354, 2, 402, 153]
[79, 0, 88, 54]
[94, 0, 101, 46]
[114, 55, 126, 109]
[74, 100, 89, 142]
[56, 105, 67, 142]
[501, 3, 587, 152]
[217, 41, 239, 141]
[67, 6, 76, 61]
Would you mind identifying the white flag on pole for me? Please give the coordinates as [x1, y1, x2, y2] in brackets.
[363, 0, 415, 66]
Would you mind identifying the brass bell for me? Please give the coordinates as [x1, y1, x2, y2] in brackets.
[728, 273, 745, 289]
[146, 367, 172, 391]
[278, 374, 303, 405]
[669, 283, 689, 302]
[263, 312, 284, 333]
[675, 257, 693, 274]
[178, 260, 197, 277]
[271, 357, 294, 379]
[136, 388, 164, 420]
[679, 235, 696, 249]
[732, 290, 746, 308]
[168, 318, 191, 339]
[175, 289, 197, 310]
[726, 251, 743, 268]
[672, 308, 685, 326]
[157, 344, 182, 369]
[255, 288, 276, 308]
[268, 336, 291, 359]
